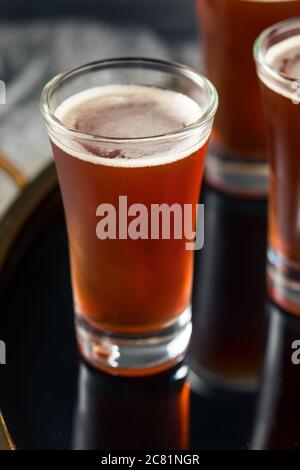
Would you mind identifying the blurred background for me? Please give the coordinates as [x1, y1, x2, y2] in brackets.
[0, 0, 200, 216]
[0, 0, 196, 39]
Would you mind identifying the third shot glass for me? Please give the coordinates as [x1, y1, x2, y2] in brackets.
[254, 18, 300, 314]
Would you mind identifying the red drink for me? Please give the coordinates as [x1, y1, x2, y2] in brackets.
[51, 85, 208, 333]
[197, 0, 300, 197]
[255, 19, 300, 314]
[40, 59, 217, 375]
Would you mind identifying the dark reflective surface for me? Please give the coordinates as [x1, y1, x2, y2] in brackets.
[251, 303, 300, 450]
[0, 183, 270, 449]
[192, 186, 267, 389]
[73, 362, 189, 450]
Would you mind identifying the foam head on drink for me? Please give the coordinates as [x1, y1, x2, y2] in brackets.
[53, 85, 206, 165]
[265, 34, 300, 82]
[257, 32, 300, 313]
[51, 85, 209, 334]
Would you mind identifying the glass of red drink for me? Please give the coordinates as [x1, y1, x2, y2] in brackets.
[254, 18, 300, 314]
[196, 0, 300, 198]
[40, 59, 218, 375]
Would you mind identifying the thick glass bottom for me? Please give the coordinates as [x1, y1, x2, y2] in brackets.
[75, 307, 192, 376]
[205, 148, 269, 199]
[267, 248, 300, 315]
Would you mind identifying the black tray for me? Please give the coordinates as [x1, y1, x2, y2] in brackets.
[0, 164, 269, 450]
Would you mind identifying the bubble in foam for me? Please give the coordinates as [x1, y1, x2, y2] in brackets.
[278, 53, 300, 81]
[53, 85, 207, 167]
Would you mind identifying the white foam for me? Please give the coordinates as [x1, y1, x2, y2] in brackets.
[51, 85, 209, 167]
[260, 35, 300, 99]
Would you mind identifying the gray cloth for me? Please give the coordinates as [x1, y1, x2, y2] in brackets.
[0, 20, 201, 216]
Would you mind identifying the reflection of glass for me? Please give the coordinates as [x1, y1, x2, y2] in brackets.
[191, 186, 267, 389]
[254, 19, 300, 315]
[251, 303, 300, 450]
[196, 0, 300, 197]
[72, 362, 190, 450]
[189, 373, 255, 450]
[40, 59, 218, 375]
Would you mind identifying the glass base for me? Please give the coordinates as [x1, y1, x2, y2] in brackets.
[267, 248, 300, 315]
[205, 148, 269, 199]
[76, 307, 192, 376]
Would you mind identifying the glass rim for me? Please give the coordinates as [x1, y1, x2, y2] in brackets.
[39, 57, 218, 144]
[254, 16, 300, 89]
